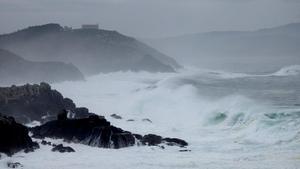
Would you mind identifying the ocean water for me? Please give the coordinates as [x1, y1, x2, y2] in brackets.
[1, 65, 300, 169]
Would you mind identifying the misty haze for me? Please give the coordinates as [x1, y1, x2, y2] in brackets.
[0, 0, 300, 169]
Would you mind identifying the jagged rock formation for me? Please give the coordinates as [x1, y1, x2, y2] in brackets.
[0, 114, 39, 156]
[0, 23, 180, 75]
[31, 114, 136, 149]
[31, 113, 188, 149]
[140, 134, 188, 147]
[0, 83, 93, 124]
[0, 49, 84, 85]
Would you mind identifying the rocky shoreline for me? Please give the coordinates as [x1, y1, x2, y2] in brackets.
[0, 83, 188, 156]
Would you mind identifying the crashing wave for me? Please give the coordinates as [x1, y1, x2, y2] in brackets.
[272, 65, 300, 76]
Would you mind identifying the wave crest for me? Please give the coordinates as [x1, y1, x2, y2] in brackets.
[273, 65, 300, 76]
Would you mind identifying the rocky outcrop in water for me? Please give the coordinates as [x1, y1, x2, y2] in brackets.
[110, 114, 122, 119]
[141, 134, 188, 147]
[0, 114, 39, 156]
[51, 144, 75, 153]
[0, 83, 93, 124]
[31, 113, 188, 149]
[31, 113, 136, 149]
[7, 162, 23, 168]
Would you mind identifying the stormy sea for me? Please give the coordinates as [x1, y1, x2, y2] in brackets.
[2, 65, 298, 169]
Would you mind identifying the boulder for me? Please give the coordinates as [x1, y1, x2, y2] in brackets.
[162, 138, 188, 147]
[0, 114, 39, 156]
[110, 114, 122, 119]
[41, 140, 52, 146]
[51, 144, 75, 153]
[7, 162, 23, 168]
[140, 134, 188, 147]
[141, 134, 162, 146]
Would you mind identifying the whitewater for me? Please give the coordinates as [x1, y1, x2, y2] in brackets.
[1, 65, 300, 169]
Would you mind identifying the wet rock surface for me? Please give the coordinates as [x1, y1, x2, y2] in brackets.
[162, 138, 188, 147]
[51, 144, 75, 153]
[31, 113, 188, 149]
[41, 140, 52, 146]
[31, 113, 136, 149]
[141, 134, 188, 147]
[110, 114, 122, 119]
[0, 114, 39, 156]
[0, 83, 93, 124]
[7, 162, 23, 168]
[141, 134, 163, 146]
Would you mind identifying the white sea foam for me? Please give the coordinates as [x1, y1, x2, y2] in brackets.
[2, 68, 299, 169]
[272, 65, 300, 76]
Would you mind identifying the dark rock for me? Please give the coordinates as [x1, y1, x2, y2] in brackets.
[110, 114, 122, 119]
[51, 144, 75, 153]
[31, 114, 136, 149]
[57, 110, 68, 121]
[137, 134, 188, 147]
[142, 118, 152, 123]
[41, 140, 52, 146]
[0, 83, 94, 124]
[24, 142, 39, 153]
[141, 134, 162, 146]
[179, 149, 191, 152]
[0, 114, 39, 156]
[31, 113, 188, 149]
[133, 134, 143, 140]
[74, 107, 94, 119]
[111, 133, 136, 149]
[127, 119, 135, 122]
[159, 145, 165, 149]
[7, 162, 23, 168]
[163, 138, 188, 147]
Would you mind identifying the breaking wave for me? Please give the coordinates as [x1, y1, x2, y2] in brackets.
[53, 68, 300, 148]
[272, 65, 300, 76]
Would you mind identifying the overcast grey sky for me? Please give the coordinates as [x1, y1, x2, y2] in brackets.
[0, 0, 300, 38]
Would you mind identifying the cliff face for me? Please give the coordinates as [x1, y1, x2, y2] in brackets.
[0, 24, 180, 75]
[0, 49, 85, 85]
[0, 82, 92, 124]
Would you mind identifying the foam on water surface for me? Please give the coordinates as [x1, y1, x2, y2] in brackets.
[2, 66, 300, 169]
